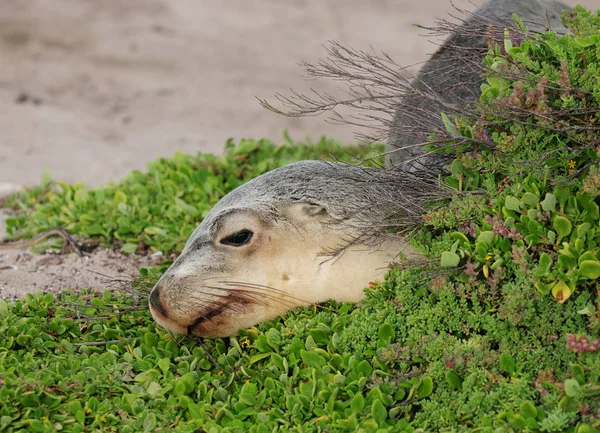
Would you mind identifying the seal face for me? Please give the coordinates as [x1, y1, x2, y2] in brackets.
[149, 160, 424, 337]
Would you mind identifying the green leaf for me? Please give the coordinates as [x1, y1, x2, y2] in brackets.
[571, 364, 585, 385]
[144, 226, 168, 236]
[554, 186, 570, 209]
[27, 420, 45, 433]
[503, 28, 513, 52]
[300, 350, 326, 369]
[577, 304, 597, 316]
[575, 35, 599, 47]
[356, 360, 373, 377]
[558, 396, 578, 413]
[446, 371, 462, 390]
[451, 231, 470, 247]
[308, 329, 329, 346]
[178, 372, 196, 395]
[378, 323, 395, 346]
[122, 243, 138, 254]
[450, 159, 463, 176]
[505, 196, 521, 212]
[157, 358, 171, 375]
[371, 398, 387, 426]
[441, 112, 459, 137]
[520, 401, 537, 419]
[174, 198, 199, 216]
[441, 251, 460, 267]
[577, 222, 592, 238]
[579, 260, 600, 279]
[253, 335, 272, 353]
[585, 200, 599, 220]
[512, 414, 527, 430]
[553, 216, 572, 238]
[499, 354, 515, 375]
[551, 281, 573, 304]
[146, 382, 162, 396]
[522, 192, 539, 207]
[538, 253, 552, 274]
[541, 193, 556, 212]
[476, 231, 495, 246]
[350, 393, 365, 415]
[248, 352, 271, 365]
[74, 189, 90, 204]
[487, 75, 507, 90]
[417, 376, 434, 398]
[143, 412, 157, 432]
[0, 300, 8, 317]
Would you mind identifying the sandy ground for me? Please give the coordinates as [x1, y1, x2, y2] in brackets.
[0, 0, 594, 298]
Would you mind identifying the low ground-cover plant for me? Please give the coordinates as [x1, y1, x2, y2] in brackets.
[0, 272, 598, 432]
[433, 6, 600, 310]
[2, 5, 600, 433]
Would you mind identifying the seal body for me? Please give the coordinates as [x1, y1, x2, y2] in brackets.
[150, 0, 574, 337]
[149, 161, 433, 337]
[387, 0, 571, 172]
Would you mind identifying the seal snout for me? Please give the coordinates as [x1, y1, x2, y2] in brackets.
[149, 286, 167, 317]
[148, 282, 190, 335]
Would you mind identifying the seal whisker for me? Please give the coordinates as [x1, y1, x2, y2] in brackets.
[216, 280, 288, 294]
[199, 285, 277, 309]
[217, 280, 312, 306]
[231, 289, 301, 310]
[197, 283, 301, 312]
[216, 285, 302, 310]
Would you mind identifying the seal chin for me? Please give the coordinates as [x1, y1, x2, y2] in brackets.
[149, 302, 189, 335]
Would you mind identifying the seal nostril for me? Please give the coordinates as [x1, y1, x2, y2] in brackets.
[149, 287, 168, 317]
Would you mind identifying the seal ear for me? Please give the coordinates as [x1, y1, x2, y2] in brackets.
[281, 203, 328, 222]
[302, 203, 328, 217]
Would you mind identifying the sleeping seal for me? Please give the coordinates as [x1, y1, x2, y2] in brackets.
[149, 0, 573, 337]
[149, 161, 440, 337]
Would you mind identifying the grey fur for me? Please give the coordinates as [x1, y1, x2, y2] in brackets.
[152, 161, 447, 330]
[184, 160, 448, 252]
[387, 0, 572, 172]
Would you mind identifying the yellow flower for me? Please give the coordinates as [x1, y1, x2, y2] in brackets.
[485, 254, 492, 261]
[568, 160, 576, 169]
[101, 416, 107, 423]
[217, 370, 223, 376]
[240, 338, 250, 348]
[85, 408, 92, 414]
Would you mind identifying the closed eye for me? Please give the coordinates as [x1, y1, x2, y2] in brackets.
[220, 229, 254, 247]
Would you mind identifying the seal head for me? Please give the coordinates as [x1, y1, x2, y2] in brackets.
[149, 160, 428, 337]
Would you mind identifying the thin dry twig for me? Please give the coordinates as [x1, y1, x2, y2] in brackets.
[0, 227, 84, 257]
[259, 2, 596, 174]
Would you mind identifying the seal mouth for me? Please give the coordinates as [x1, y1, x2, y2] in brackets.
[186, 302, 230, 334]
[185, 292, 253, 336]
[149, 301, 188, 334]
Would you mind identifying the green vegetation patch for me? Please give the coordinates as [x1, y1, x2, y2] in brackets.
[0, 272, 598, 432]
[431, 5, 600, 307]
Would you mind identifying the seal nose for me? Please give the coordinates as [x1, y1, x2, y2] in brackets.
[149, 286, 167, 317]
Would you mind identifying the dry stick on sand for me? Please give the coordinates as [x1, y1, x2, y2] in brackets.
[0, 227, 84, 257]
